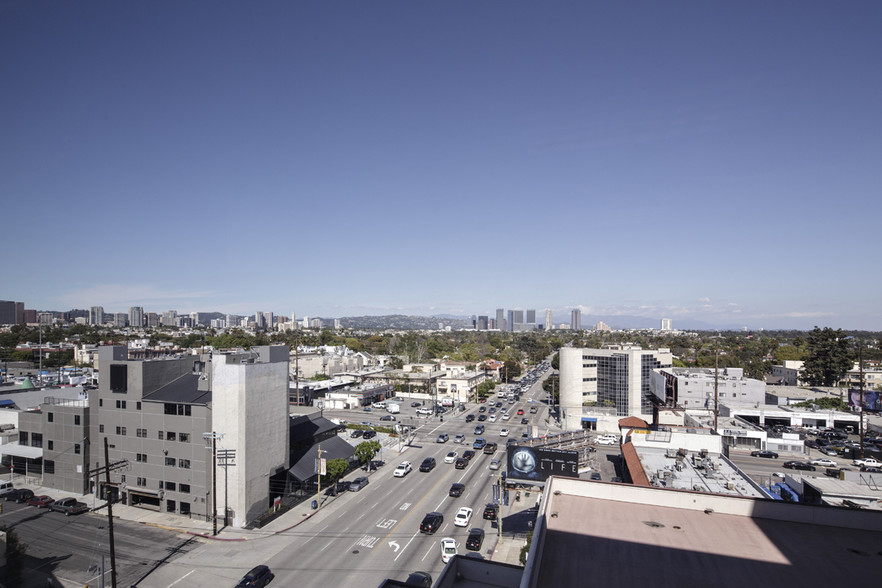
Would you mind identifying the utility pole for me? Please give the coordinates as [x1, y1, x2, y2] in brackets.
[88, 438, 127, 588]
[203, 432, 223, 535]
[315, 445, 327, 508]
[714, 337, 719, 432]
[217, 449, 236, 528]
[859, 345, 865, 459]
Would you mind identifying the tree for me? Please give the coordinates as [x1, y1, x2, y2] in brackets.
[503, 360, 521, 382]
[793, 397, 849, 411]
[550, 352, 559, 370]
[354, 440, 381, 466]
[322, 457, 349, 484]
[803, 327, 854, 386]
[0, 525, 27, 585]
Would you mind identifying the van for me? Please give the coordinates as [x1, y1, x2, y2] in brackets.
[0, 479, 14, 498]
[386, 403, 400, 414]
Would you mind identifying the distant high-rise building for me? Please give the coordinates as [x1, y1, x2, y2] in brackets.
[146, 312, 160, 327]
[526, 309, 536, 325]
[265, 312, 274, 330]
[0, 300, 20, 325]
[90, 306, 105, 325]
[38, 312, 54, 326]
[23, 309, 37, 324]
[661, 318, 672, 331]
[334, 319, 341, 330]
[545, 309, 553, 331]
[507, 309, 524, 331]
[477, 316, 489, 330]
[496, 309, 504, 331]
[570, 309, 581, 331]
[594, 321, 611, 332]
[113, 313, 128, 327]
[129, 307, 144, 328]
[161, 310, 177, 327]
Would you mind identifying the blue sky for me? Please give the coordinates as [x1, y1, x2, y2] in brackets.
[2, 1, 881, 330]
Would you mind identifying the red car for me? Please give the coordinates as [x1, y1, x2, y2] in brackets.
[516, 409, 524, 415]
[27, 495, 55, 508]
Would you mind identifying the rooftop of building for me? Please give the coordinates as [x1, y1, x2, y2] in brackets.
[526, 476, 882, 587]
[634, 446, 767, 498]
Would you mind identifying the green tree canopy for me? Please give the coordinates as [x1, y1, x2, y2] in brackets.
[354, 440, 381, 465]
[803, 327, 854, 386]
[322, 457, 349, 483]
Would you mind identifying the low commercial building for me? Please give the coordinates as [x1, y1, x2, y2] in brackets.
[649, 367, 766, 411]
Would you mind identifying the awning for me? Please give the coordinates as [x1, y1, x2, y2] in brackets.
[288, 435, 355, 481]
[0, 443, 44, 459]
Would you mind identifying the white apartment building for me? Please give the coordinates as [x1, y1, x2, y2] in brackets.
[649, 367, 767, 411]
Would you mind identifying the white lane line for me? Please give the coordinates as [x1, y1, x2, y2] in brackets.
[167, 570, 195, 587]
[394, 532, 420, 562]
[302, 523, 329, 545]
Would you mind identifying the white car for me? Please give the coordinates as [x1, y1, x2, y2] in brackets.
[810, 458, 837, 468]
[453, 507, 473, 527]
[499, 428, 510, 437]
[596, 435, 618, 446]
[488, 415, 497, 423]
[393, 462, 412, 477]
[502, 413, 511, 420]
[444, 451, 458, 464]
[441, 537, 457, 563]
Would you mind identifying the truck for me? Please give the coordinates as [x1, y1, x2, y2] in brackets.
[386, 403, 400, 414]
[50, 497, 90, 516]
[852, 457, 882, 468]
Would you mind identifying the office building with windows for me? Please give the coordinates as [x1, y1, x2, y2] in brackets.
[545, 309, 553, 331]
[129, 306, 144, 328]
[570, 309, 581, 331]
[89, 306, 105, 325]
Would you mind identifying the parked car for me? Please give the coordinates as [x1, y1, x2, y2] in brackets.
[750, 450, 779, 459]
[419, 457, 436, 472]
[783, 461, 816, 471]
[596, 435, 618, 445]
[394, 462, 413, 477]
[861, 466, 882, 473]
[362, 430, 377, 439]
[50, 497, 90, 516]
[465, 528, 485, 551]
[482, 503, 499, 520]
[349, 477, 370, 491]
[380, 415, 396, 421]
[350, 429, 363, 438]
[27, 495, 55, 508]
[235, 565, 274, 588]
[454, 506, 473, 527]
[5, 488, 34, 503]
[440, 537, 458, 563]
[853, 457, 882, 468]
[420, 512, 444, 534]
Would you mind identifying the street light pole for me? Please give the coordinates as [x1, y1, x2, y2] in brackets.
[203, 432, 224, 535]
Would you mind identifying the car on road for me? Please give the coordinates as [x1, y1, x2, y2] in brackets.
[465, 528, 485, 551]
[455, 458, 468, 469]
[477, 414, 487, 422]
[27, 495, 55, 508]
[411, 401, 422, 407]
[454, 434, 466, 443]
[462, 450, 476, 460]
[449, 482, 465, 497]
[236, 565, 274, 588]
[445, 451, 458, 463]
[520, 418, 529, 424]
[482, 503, 499, 520]
[489, 458, 502, 470]
[465, 414, 475, 423]
[783, 461, 816, 471]
[404, 571, 433, 587]
[5, 488, 34, 503]
[394, 462, 413, 477]
[420, 511, 444, 534]
[472, 438, 486, 450]
[501, 413, 511, 420]
[440, 537, 458, 563]
[853, 457, 882, 468]
[530, 406, 538, 413]
[478, 406, 486, 413]
[517, 409, 524, 415]
[419, 457, 436, 472]
[380, 415, 396, 421]
[500, 428, 510, 437]
[589, 472, 602, 481]
[454, 506, 473, 527]
[750, 450, 779, 459]
[596, 435, 618, 445]
[50, 497, 90, 516]
[437, 433, 449, 443]
[810, 458, 837, 468]
[862, 466, 882, 473]
[474, 425, 485, 435]
[488, 415, 497, 422]
[483, 442, 497, 454]
[349, 477, 370, 491]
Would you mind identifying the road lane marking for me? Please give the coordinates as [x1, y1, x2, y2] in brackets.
[167, 570, 194, 587]
[394, 533, 419, 562]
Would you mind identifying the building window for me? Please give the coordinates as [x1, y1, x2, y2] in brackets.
[31, 433, 42, 447]
[179, 433, 190, 443]
[19, 432, 28, 444]
[158, 431, 164, 440]
[99, 424, 104, 433]
[164, 403, 191, 416]
[179, 459, 191, 469]
[180, 502, 190, 515]
[44, 460, 55, 474]
[116, 400, 126, 409]
[179, 484, 190, 494]
[166, 500, 176, 513]
[47, 412, 53, 422]
[136, 453, 147, 463]
[166, 432, 176, 442]
[110, 364, 128, 392]
[74, 443, 81, 454]
[158, 481, 163, 489]
[165, 481, 176, 491]
[136, 402, 141, 410]
[137, 428, 147, 438]
[47, 440, 54, 450]
[120, 474, 126, 483]
[99, 399, 103, 407]
[75, 415, 81, 425]
[165, 457, 176, 467]
[116, 426, 127, 436]
[137, 477, 146, 487]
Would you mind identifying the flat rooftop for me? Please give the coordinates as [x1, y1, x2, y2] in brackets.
[530, 477, 882, 587]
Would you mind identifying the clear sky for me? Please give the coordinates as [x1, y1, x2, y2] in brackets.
[2, 1, 881, 330]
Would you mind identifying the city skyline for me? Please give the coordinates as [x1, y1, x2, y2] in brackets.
[3, 2, 881, 330]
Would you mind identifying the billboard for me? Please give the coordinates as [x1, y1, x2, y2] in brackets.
[849, 389, 881, 412]
[506, 445, 579, 482]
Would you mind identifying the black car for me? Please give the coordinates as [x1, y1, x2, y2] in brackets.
[350, 429, 363, 438]
[449, 483, 465, 497]
[521, 418, 529, 424]
[5, 488, 34, 503]
[478, 406, 486, 413]
[783, 461, 816, 471]
[411, 401, 422, 407]
[419, 511, 443, 534]
[482, 504, 498, 520]
[419, 457, 436, 472]
[362, 430, 377, 439]
[380, 415, 396, 421]
[465, 528, 485, 551]
[750, 450, 779, 459]
[455, 458, 468, 469]
[477, 414, 487, 422]
[462, 450, 476, 461]
[404, 572, 433, 587]
[589, 472, 602, 481]
[465, 414, 475, 422]
[236, 565, 274, 588]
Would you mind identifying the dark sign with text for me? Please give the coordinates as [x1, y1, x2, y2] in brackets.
[506, 446, 579, 481]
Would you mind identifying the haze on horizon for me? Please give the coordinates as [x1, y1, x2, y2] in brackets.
[2, 2, 880, 331]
